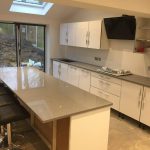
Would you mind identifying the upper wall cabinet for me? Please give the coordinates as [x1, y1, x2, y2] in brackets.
[75, 22, 89, 48]
[60, 23, 68, 45]
[68, 23, 76, 46]
[60, 20, 108, 49]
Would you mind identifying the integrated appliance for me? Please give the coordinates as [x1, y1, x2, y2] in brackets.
[104, 15, 136, 40]
[97, 67, 132, 76]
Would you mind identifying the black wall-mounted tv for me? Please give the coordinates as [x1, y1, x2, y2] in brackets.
[104, 16, 136, 40]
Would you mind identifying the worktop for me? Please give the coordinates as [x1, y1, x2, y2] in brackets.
[0, 67, 111, 123]
[52, 58, 150, 87]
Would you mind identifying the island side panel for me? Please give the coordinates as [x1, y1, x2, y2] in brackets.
[34, 116, 70, 150]
[69, 107, 111, 150]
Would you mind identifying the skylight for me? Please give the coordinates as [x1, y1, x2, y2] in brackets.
[10, 0, 53, 15]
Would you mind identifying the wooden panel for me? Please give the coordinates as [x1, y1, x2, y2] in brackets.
[34, 117, 70, 150]
[56, 118, 70, 150]
[34, 117, 53, 144]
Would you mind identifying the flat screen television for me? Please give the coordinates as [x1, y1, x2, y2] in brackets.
[104, 16, 136, 40]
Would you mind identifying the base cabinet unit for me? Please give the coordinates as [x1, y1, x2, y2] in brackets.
[78, 69, 91, 92]
[140, 87, 150, 126]
[68, 65, 79, 87]
[90, 87, 120, 111]
[53, 61, 68, 82]
[90, 72, 121, 111]
[60, 63, 69, 82]
[120, 81, 143, 121]
[53, 61, 60, 79]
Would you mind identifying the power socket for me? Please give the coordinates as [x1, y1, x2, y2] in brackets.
[94, 57, 101, 61]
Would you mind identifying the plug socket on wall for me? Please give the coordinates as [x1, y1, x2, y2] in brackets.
[94, 57, 101, 61]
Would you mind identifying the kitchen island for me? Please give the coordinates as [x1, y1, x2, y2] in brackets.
[0, 67, 112, 150]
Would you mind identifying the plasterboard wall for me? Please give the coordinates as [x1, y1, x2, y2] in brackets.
[60, 9, 150, 77]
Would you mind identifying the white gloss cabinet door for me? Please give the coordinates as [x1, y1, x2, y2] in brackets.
[60, 63, 68, 82]
[60, 23, 68, 45]
[90, 87, 120, 111]
[53, 61, 60, 79]
[68, 66, 79, 87]
[88, 20, 102, 49]
[75, 22, 88, 48]
[78, 69, 90, 92]
[120, 81, 143, 121]
[68, 23, 76, 46]
[140, 87, 150, 126]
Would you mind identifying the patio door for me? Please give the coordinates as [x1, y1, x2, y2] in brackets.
[16, 24, 45, 71]
[0, 22, 45, 71]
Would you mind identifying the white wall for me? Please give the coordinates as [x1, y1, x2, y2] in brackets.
[0, 12, 62, 74]
[61, 9, 150, 77]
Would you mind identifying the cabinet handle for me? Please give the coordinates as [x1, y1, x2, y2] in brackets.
[86, 31, 89, 46]
[142, 100, 145, 109]
[81, 69, 89, 74]
[143, 89, 146, 99]
[138, 88, 142, 107]
[142, 89, 146, 109]
[88, 31, 90, 45]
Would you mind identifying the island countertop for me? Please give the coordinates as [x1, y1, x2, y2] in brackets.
[0, 67, 112, 123]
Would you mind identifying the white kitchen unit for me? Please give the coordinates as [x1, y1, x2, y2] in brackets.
[88, 21, 102, 49]
[60, 63, 69, 82]
[68, 65, 79, 87]
[90, 87, 120, 111]
[60, 20, 108, 49]
[68, 23, 76, 46]
[140, 87, 150, 126]
[120, 81, 143, 121]
[78, 68, 91, 92]
[53, 61, 68, 82]
[69, 107, 110, 150]
[60, 23, 68, 45]
[75, 22, 89, 48]
[90, 72, 121, 111]
[53, 61, 60, 79]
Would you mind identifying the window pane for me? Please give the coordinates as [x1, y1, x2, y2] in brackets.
[0, 23, 17, 67]
[20, 25, 45, 71]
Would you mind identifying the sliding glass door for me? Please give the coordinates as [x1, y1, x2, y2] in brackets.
[0, 23, 17, 67]
[19, 24, 45, 71]
[0, 22, 45, 71]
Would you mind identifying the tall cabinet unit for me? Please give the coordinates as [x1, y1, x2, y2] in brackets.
[120, 81, 143, 121]
[140, 87, 150, 126]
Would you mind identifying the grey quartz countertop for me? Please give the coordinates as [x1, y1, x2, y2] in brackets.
[52, 58, 150, 87]
[0, 67, 112, 123]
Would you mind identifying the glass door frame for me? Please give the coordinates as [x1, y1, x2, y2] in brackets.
[0, 21, 46, 72]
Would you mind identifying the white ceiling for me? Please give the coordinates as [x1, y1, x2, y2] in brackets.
[0, 0, 80, 21]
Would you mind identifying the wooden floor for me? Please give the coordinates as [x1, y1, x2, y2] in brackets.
[12, 111, 150, 150]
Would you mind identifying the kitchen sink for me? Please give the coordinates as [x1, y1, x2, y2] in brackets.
[60, 58, 76, 63]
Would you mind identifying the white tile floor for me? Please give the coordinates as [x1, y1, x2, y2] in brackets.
[12, 111, 150, 150]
